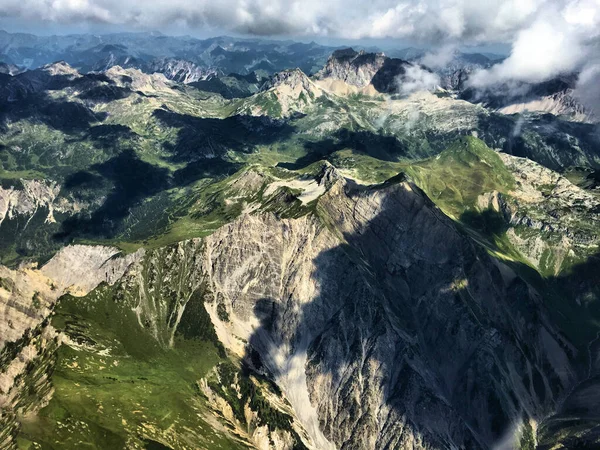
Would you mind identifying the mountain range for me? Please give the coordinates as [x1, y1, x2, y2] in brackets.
[0, 31, 599, 450]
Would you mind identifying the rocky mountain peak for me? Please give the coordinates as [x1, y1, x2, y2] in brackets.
[238, 68, 324, 118]
[145, 57, 218, 84]
[317, 161, 345, 189]
[316, 48, 387, 88]
[0, 62, 22, 76]
[104, 65, 171, 91]
[260, 68, 312, 92]
[40, 61, 80, 78]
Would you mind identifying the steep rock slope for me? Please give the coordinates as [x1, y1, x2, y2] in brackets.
[316, 49, 387, 88]
[200, 176, 579, 449]
[498, 152, 600, 276]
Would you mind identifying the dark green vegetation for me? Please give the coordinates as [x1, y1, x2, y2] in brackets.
[206, 362, 308, 449]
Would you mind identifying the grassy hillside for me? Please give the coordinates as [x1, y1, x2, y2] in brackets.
[17, 250, 244, 449]
[405, 135, 516, 218]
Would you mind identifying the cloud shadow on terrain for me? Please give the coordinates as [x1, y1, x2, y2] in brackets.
[152, 108, 296, 164]
[0, 71, 133, 134]
[240, 181, 600, 450]
[277, 129, 415, 170]
[55, 149, 171, 239]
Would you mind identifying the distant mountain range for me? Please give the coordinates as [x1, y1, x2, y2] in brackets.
[0, 30, 503, 81]
[2, 30, 589, 122]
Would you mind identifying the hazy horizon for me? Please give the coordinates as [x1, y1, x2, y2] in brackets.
[0, 26, 511, 57]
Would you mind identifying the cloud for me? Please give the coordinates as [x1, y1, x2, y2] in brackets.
[1, 0, 599, 113]
[469, 2, 600, 87]
[574, 63, 600, 119]
[398, 65, 441, 96]
[0, 0, 591, 44]
[512, 114, 527, 137]
[458, 0, 600, 115]
[419, 44, 458, 69]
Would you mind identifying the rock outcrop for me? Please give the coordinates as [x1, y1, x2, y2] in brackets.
[0, 180, 61, 227]
[497, 153, 600, 275]
[144, 57, 218, 84]
[316, 49, 387, 88]
[239, 68, 325, 118]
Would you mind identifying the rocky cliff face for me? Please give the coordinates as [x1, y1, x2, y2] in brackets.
[494, 153, 600, 276]
[496, 90, 591, 123]
[315, 48, 428, 95]
[316, 49, 387, 88]
[238, 68, 325, 118]
[0, 180, 61, 227]
[144, 58, 218, 84]
[203, 176, 579, 449]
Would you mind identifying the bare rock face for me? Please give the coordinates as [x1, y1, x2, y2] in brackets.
[261, 68, 315, 93]
[497, 90, 591, 123]
[498, 153, 600, 275]
[104, 65, 172, 92]
[316, 49, 387, 88]
[0, 180, 61, 227]
[41, 245, 143, 294]
[315, 48, 419, 95]
[144, 57, 218, 84]
[240, 68, 325, 118]
[198, 178, 578, 449]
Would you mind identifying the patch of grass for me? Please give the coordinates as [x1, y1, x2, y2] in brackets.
[406, 136, 516, 218]
[31, 292, 42, 310]
[0, 169, 46, 180]
[249, 92, 283, 117]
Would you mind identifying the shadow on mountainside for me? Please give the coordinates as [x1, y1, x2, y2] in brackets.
[55, 149, 171, 239]
[52, 109, 298, 239]
[153, 108, 296, 163]
[50, 102, 300, 239]
[277, 129, 416, 170]
[238, 180, 600, 450]
[276, 126, 514, 172]
[0, 71, 132, 134]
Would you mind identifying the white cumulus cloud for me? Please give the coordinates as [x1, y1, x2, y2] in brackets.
[398, 65, 441, 96]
